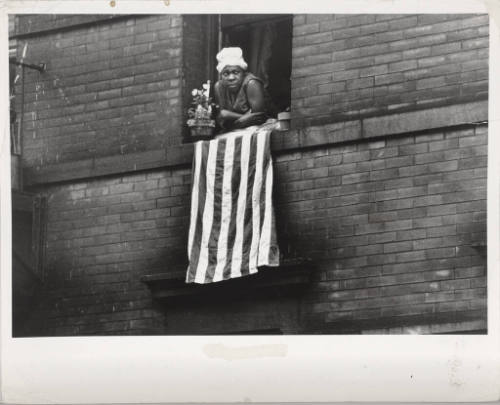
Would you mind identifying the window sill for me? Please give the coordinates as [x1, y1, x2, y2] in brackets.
[140, 258, 313, 301]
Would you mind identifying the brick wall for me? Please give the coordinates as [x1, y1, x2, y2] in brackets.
[15, 15, 183, 167]
[25, 167, 191, 335]
[14, 14, 488, 335]
[291, 14, 489, 126]
[274, 125, 487, 333]
[22, 125, 487, 335]
[15, 14, 489, 166]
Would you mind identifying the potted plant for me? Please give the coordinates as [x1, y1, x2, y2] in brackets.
[187, 80, 215, 140]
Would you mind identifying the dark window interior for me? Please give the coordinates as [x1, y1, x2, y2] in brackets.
[12, 211, 36, 270]
[12, 194, 46, 282]
[12, 193, 46, 336]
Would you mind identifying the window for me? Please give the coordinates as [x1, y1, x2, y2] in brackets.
[182, 15, 293, 142]
[200, 15, 293, 113]
[12, 192, 47, 336]
[219, 15, 293, 113]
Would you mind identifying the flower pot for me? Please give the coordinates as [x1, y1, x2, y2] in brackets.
[277, 112, 291, 131]
[187, 119, 216, 140]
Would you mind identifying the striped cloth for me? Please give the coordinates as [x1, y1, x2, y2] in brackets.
[186, 125, 279, 284]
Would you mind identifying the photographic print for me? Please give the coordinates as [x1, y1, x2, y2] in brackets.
[3, 1, 500, 403]
[9, 12, 488, 338]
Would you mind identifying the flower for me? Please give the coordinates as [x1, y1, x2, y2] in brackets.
[187, 81, 214, 121]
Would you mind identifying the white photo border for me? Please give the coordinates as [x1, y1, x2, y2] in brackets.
[1, 0, 499, 403]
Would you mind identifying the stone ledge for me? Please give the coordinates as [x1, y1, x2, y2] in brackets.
[362, 100, 487, 138]
[23, 100, 488, 186]
[140, 258, 314, 302]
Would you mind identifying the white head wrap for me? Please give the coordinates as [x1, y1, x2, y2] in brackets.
[216, 47, 248, 73]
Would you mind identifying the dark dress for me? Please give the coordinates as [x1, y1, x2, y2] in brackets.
[215, 73, 276, 130]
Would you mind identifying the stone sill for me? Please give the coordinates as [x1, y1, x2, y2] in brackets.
[140, 258, 313, 301]
[24, 100, 487, 186]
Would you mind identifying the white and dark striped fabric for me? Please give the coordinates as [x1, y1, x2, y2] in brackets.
[186, 126, 279, 284]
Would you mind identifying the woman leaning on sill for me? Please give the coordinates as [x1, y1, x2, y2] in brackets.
[213, 47, 276, 132]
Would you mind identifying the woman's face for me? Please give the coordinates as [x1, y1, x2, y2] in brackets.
[220, 65, 244, 91]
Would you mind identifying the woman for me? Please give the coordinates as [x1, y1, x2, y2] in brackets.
[213, 47, 275, 131]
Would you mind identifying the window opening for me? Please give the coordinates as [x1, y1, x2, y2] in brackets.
[219, 15, 293, 113]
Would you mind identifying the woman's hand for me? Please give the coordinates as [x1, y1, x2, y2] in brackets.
[219, 109, 240, 120]
[233, 112, 267, 129]
[216, 109, 243, 130]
